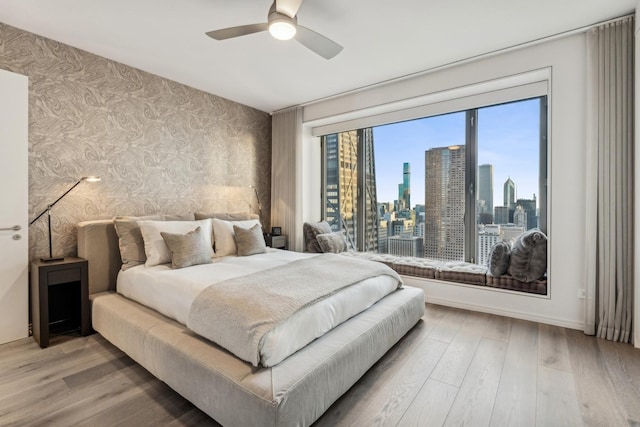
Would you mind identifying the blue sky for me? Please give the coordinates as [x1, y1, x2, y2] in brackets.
[372, 98, 541, 208]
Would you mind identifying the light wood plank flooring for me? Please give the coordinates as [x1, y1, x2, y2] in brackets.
[1, 304, 639, 426]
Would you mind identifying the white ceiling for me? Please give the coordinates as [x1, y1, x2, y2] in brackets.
[0, 0, 635, 113]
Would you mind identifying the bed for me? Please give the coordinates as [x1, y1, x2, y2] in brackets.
[77, 216, 425, 427]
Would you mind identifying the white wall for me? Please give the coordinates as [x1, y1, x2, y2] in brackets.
[300, 33, 588, 329]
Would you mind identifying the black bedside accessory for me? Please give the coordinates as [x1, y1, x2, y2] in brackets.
[271, 226, 282, 236]
[30, 176, 101, 262]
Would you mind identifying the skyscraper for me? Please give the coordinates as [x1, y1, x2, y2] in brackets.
[515, 196, 537, 230]
[424, 145, 466, 261]
[478, 224, 500, 266]
[494, 206, 510, 224]
[397, 162, 411, 211]
[323, 129, 378, 252]
[388, 235, 424, 257]
[478, 164, 494, 215]
[403, 162, 410, 210]
[504, 177, 516, 208]
[513, 205, 528, 229]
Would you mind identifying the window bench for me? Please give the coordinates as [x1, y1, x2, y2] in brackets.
[340, 251, 547, 295]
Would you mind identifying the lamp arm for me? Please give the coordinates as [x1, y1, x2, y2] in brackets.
[29, 178, 83, 226]
[253, 187, 262, 210]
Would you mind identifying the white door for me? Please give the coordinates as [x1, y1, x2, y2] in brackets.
[0, 69, 29, 344]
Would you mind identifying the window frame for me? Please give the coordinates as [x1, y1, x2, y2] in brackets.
[321, 94, 548, 263]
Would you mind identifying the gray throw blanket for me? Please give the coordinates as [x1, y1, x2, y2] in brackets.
[187, 253, 402, 367]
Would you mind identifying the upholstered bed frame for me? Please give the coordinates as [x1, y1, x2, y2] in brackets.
[77, 219, 425, 427]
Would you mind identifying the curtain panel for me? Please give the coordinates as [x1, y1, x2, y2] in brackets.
[585, 16, 634, 342]
[271, 107, 303, 251]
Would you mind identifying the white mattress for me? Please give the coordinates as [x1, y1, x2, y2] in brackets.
[117, 249, 400, 366]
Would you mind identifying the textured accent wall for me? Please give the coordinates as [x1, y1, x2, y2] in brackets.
[0, 23, 272, 260]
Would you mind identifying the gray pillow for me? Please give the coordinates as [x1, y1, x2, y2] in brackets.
[303, 221, 332, 253]
[160, 226, 213, 269]
[234, 223, 267, 256]
[316, 232, 347, 253]
[508, 229, 548, 282]
[487, 241, 511, 277]
[114, 213, 195, 270]
[195, 212, 259, 246]
[114, 215, 161, 270]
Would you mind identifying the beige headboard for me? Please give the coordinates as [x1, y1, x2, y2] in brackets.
[77, 220, 122, 296]
[77, 213, 260, 296]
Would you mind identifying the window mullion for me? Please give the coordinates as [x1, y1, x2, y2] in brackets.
[356, 130, 366, 251]
[539, 96, 548, 234]
[465, 110, 478, 263]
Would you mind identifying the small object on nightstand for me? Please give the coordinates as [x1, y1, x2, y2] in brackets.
[30, 257, 90, 348]
[265, 234, 288, 250]
[271, 226, 282, 236]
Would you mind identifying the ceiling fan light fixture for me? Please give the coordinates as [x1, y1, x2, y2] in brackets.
[269, 19, 296, 40]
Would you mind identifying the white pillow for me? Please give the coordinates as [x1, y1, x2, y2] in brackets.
[212, 218, 261, 257]
[138, 219, 213, 267]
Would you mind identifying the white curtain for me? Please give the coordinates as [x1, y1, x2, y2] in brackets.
[271, 107, 303, 251]
[585, 16, 634, 342]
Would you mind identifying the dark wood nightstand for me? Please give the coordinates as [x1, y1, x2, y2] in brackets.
[30, 257, 89, 348]
[265, 234, 288, 250]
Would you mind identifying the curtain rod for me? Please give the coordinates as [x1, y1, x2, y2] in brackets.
[276, 12, 634, 113]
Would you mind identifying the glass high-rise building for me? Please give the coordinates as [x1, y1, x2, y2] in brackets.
[515, 196, 537, 230]
[494, 206, 510, 225]
[323, 129, 378, 252]
[504, 177, 516, 208]
[424, 145, 466, 261]
[478, 164, 493, 216]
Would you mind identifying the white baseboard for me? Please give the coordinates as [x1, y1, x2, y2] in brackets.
[405, 278, 584, 331]
[424, 294, 584, 330]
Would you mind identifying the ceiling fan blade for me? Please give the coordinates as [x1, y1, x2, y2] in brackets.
[275, 0, 304, 18]
[294, 25, 343, 59]
[206, 23, 268, 40]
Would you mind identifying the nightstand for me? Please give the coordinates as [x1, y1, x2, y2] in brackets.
[265, 234, 288, 250]
[30, 257, 89, 348]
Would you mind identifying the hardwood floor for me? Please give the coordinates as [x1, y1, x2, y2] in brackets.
[1, 304, 639, 426]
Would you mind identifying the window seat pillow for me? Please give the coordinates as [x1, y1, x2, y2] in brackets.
[507, 228, 548, 282]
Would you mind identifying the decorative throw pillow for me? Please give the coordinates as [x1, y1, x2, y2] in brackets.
[195, 212, 259, 247]
[138, 219, 213, 267]
[303, 221, 332, 253]
[234, 223, 267, 256]
[508, 228, 548, 282]
[161, 227, 213, 269]
[114, 214, 162, 270]
[212, 218, 261, 257]
[487, 241, 511, 277]
[316, 232, 347, 253]
[113, 213, 195, 270]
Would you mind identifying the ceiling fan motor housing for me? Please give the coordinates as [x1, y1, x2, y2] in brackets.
[268, 3, 297, 40]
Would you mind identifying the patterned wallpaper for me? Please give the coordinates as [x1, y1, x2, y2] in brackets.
[0, 23, 272, 260]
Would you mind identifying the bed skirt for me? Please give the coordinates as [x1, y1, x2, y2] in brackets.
[91, 286, 425, 427]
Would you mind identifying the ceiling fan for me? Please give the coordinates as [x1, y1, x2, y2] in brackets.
[205, 0, 343, 60]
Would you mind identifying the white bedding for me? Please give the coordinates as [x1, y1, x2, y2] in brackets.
[117, 249, 400, 366]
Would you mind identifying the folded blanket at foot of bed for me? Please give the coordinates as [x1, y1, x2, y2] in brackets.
[188, 253, 403, 367]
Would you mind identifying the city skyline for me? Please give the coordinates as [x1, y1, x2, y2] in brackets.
[372, 98, 541, 209]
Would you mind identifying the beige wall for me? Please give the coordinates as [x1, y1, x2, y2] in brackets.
[0, 23, 272, 260]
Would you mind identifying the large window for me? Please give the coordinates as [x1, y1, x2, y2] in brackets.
[321, 96, 547, 264]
